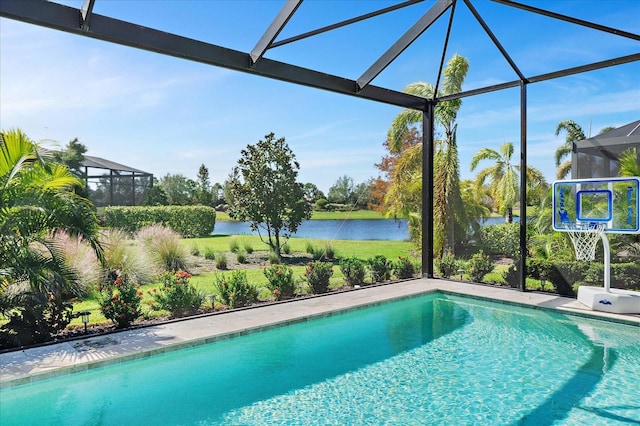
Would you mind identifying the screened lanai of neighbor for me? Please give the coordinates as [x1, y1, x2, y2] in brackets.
[1, 0, 638, 290]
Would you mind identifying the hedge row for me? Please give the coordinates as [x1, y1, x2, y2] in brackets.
[104, 206, 216, 238]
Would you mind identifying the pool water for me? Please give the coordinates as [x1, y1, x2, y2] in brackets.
[1, 294, 639, 425]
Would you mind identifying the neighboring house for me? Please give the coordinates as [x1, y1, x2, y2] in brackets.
[82, 155, 153, 207]
[572, 120, 640, 179]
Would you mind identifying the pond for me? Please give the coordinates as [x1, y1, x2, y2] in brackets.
[213, 219, 410, 241]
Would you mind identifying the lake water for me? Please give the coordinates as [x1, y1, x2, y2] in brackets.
[213, 219, 410, 241]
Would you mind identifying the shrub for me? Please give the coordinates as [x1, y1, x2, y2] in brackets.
[236, 250, 247, 264]
[314, 198, 329, 210]
[282, 243, 291, 255]
[304, 261, 333, 294]
[263, 264, 296, 300]
[503, 264, 520, 288]
[104, 205, 216, 238]
[435, 250, 458, 278]
[368, 255, 392, 283]
[229, 237, 240, 253]
[324, 243, 335, 260]
[204, 247, 216, 260]
[100, 229, 158, 284]
[150, 270, 204, 317]
[546, 260, 589, 296]
[268, 251, 281, 264]
[394, 256, 417, 279]
[190, 245, 200, 256]
[134, 224, 188, 272]
[585, 262, 640, 290]
[214, 252, 227, 269]
[243, 242, 254, 254]
[467, 251, 494, 283]
[477, 223, 521, 257]
[98, 274, 143, 328]
[340, 257, 366, 286]
[213, 270, 258, 308]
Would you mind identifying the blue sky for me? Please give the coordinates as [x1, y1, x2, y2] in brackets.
[1, 0, 639, 193]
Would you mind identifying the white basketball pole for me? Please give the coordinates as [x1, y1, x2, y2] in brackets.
[601, 232, 611, 293]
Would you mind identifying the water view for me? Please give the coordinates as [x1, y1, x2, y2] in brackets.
[213, 219, 409, 241]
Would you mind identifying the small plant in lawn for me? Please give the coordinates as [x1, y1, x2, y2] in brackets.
[368, 255, 392, 283]
[243, 242, 254, 254]
[467, 251, 494, 282]
[268, 251, 281, 264]
[98, 274, 143, 328]
[435, 250, 458, 278]
[305, 241, 315, 254]
[323, 243, 335, 260]
[213, 270, 258, 308]
[229, 237, 240, 253]
[236, 250, 248, 264]
[263, 264, 296, 300]
[394, 256, 417, 279]
[215, 252, 227, 269]
[304, 261, 333, 294]
[282, 243, 291, 255]
[204, 247, 216, 260]
[340, 257, 366, 286]
[190, 245, 200, 256]
[134, 224, 188, 272]
[151, 270, 205, 317]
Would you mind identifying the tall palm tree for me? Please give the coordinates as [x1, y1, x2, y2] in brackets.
[470, 142, 545, 223]
[0, 128, 103, 344]
[385, 54, 468, 256]
[554, 120, 586, 180]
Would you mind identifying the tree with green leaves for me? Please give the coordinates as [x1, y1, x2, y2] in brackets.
[195, 164, 213, 206]
[0, 128, 103, 346]
[471, 142, 545, 223]
[554, 121, 615, 179]
[159, 173, 196, 205]
[385, 54, 468, 255]
[227, 132, 311, 257]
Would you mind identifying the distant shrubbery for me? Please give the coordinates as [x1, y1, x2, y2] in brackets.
[103, 205, 216, 238]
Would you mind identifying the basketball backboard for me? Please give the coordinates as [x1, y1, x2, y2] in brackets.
[552, 177, 640, 234]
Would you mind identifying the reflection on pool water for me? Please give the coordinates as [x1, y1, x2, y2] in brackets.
[1, 294, 638, 425]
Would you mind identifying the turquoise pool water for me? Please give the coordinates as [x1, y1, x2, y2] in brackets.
[1, 294, 639, 425]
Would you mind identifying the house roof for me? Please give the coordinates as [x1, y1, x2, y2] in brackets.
[576, 120, 640, 150]
[83, 154, 151, 175]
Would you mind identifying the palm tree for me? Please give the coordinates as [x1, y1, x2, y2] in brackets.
[470, 142, 545, 223]
[0, 128, 103, 345]
[554, 120, 586, 180]
[619, 147, 640, 177]
[385, 54, 468, 256]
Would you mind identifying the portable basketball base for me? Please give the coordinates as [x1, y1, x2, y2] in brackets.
[575, 232, 640, 314]
[552, 177, 640, 315]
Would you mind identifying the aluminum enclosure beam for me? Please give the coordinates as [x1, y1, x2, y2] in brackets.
[356, 0, 452, 91]
[0, 0, 427, 110]
[250, 0, 302, 65]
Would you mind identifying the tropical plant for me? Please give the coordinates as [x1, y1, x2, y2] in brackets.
[263, 264, 296, 300]
[554, 120, 586, 179]
[340, 257, 366, 286]
[384, 54, 469, 256]
[226, 132, 312, 258]
[394, 256, 417, 279]
[98, 274, 143, 328]
[304, 261, 333, 294]
[0, 128, 103, 345]
[368, 255, 392, 282]
[619, 147, 639, 177]
[466, 251, 494, 282]
[213, 270, 258, 309]
[470, 142, 545, 223]
[151, 270, 204, 316]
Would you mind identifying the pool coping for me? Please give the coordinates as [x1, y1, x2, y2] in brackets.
[1, 278, 638, 389]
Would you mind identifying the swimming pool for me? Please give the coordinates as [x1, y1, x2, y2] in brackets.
[1, 293, 638, 425]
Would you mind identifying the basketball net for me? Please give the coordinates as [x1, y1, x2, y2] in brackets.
[564, 222, 607, 261]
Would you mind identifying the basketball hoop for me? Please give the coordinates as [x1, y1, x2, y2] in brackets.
[563, 222, 607, 261]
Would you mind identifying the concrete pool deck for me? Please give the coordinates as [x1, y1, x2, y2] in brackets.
[1, 278, 639, 388]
